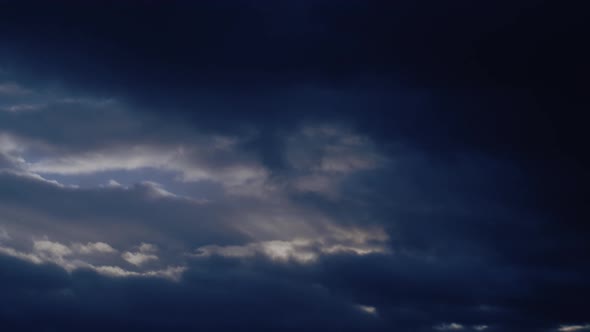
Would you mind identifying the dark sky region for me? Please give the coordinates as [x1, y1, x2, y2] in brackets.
[0, 1, 588, 331]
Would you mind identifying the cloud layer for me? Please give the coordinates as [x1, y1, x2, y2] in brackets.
[0, 1, 588, 331]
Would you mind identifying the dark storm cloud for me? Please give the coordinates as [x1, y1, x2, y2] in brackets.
[0, 253, 387, 332]
[1, 248, 589, 332]
[1, 0, 587, 165]
[0, 1, 589, 331]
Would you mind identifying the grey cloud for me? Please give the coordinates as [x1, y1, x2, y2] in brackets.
[0, 82, 32, 96]
[0, 171, 246, 250]
[284, 124, 386, 198]
[0, 226, 9, 240]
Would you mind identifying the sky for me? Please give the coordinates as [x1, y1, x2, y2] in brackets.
[0, 1, 588, 331]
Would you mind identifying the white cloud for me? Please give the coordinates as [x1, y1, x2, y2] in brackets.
[72, 242, 117, 255]
[473, 325, 489, 331]
[193, 226, 389, 264]
[93, 265, 185, 281]
[122, 251, 158, 266]
[0, 133, 27, 156]
[140, 181, 178, 198]
[434, 323, 465, 331]
[33, 239, 73, 258]
[24, 144, 270, 195]
[138, 242, 158, 253]
[0, 237, 182, 281]
[0, 169, 72, 188]
[106, 179, 122, 187]
[0, 245, 43, 264]
[194, 240, 318, 263]
[26, 146, 175, 175]
[357, 305, 378, 315]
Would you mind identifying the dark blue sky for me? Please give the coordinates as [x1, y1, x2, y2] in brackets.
[0, 1, 588, 331]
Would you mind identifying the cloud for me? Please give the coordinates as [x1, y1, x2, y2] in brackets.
[193, 226, 389, 263]
[0, 236, 183, 281]
[92, 265, 185, 280]
[122, 242, 159, 267]
[0, 245, 42, 264]
[0, 132, 26, 157]
[0, 2, 589, 330]
[0, 82, 31, 95]
[0, 103, 42, 113]
[0, 126, 269, 196]
[434, 323, 465, 331]
[0, 169, 248, 250]
[285, 125, 385, 197]
[0, 252, 381, 332]
[33, 239, 73, 258]
[72, 242, 117, 255]
[24, 145, 270, 196]
[357, 305, 378, 316]
[0, 106, 394, 260]
[0, 227, 10, 241]
[137, 242, 158, 253]
[122, 250, 159, 267]
[558, 325, 590, 332]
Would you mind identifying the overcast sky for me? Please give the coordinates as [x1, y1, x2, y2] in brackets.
[0, 1, 588, 331]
